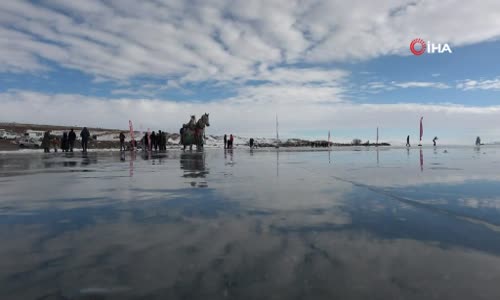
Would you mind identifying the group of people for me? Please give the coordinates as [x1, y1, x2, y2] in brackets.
[138, 130, 168, 151]
[223, 134, 234, 149]
[406, 135, 439, 147]
[41, 127, 90, 153]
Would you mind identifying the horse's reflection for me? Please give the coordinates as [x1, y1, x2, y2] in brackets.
[180, 152, 208, 178]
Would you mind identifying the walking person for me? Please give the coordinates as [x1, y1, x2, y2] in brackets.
[406, 135, 411, 147]
[80, 127, 90, 153]
[249, 138, 254, 149]
[42, 131, 51, 153]
[224, 134, 227, 149]
[119, 132, 126, 151]
[68, 129, 76, 152]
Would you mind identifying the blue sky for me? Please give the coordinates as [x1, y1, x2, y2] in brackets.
[1, 0, 500, 144]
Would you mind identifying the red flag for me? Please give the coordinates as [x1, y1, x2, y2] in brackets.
[419, 117, 423, 141]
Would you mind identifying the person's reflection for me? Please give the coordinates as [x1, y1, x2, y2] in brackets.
[419, 148, 424, 172]
[63, 160, 77, 167]
[474, 146, 481, 156]
[80, 152, 98, 166]
[120, 151, 126, 162]
[180, 152, 208, 179]
[224, 149, 235, 166]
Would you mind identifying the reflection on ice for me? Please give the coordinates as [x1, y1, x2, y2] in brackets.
[1, 146, 500, 299]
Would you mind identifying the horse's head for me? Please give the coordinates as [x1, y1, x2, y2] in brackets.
[202, 113, 210, 127]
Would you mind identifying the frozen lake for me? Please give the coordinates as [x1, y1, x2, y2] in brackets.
[1, 146, 500, 299]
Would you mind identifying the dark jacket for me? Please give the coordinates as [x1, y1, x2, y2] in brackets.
[61, 132, 68, 149]
[80, 127, 90, 140]
[41, 131, 51, 148]
[68, 130, 76, 142]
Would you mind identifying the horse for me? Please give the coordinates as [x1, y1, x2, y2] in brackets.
[181, 113, 210, 150]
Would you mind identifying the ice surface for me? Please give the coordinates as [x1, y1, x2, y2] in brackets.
[1, 146, 500, 299]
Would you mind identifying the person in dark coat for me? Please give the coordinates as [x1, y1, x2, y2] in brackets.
[151, 131, 157, 151]
[68, 129, 76, 152]
[158, 130, 165, 150]
[229, 134, 234, 149]
[80, 127, 90, 152]
[119, 132, 126, 151]
[406, 135, 411, 147]
[61, 132, 69, 152]
[143, 132, 149, 151]
[41, 131, 51, 153]
[249, 138, 254, 149]
[224, 134, 227, 149]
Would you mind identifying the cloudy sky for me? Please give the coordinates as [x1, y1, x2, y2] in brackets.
[1, 0, 500, 144]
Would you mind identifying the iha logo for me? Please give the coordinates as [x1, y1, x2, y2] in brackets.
[410, 38, 452, 56]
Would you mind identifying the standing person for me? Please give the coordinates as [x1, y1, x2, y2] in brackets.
[61, 132, 68, 152]
[151, 131, 157, 151]
[229, 134, 234, 149]
[157, 130, 162, 150]
[406, 135, 411, 147]
[68, 129, 76, 152]
[160, 131, 166, 150]
[42, 131, 51, 153]
[433, 136, 438, 146]
[80, 127, 90, 153]
[249, 138, 254, 149]
[143, 132, 149, 151]
[475, 136, 481, 146]
[224, 134, 227, 149]
[52, 135, 59, 152]
[119, 132, 126, 151]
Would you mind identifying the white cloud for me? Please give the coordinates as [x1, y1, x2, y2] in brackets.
[1, 1, 500, 144]
[457, 78, 500, 91]
[1, 90, 500, 144]
[393, 81, 450, 89]
[363, 81, 450, 93]
[1, 0, 500, 82]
